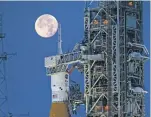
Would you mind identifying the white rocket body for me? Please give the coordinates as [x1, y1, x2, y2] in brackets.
[49, 72, 70, 117]
[51, 72, 69, 102]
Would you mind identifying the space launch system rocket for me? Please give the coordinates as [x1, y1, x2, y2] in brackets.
[45, 24, 70, 117]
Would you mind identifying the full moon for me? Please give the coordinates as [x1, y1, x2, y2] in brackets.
[35, 14, 58, 38]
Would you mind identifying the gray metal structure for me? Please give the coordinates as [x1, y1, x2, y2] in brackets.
[0, 13, 10, 117]
[45, 1, 149, 117]
[0, 14, 29, 117]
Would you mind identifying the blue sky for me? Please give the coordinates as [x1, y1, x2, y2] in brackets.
[0, 1, 150, 117]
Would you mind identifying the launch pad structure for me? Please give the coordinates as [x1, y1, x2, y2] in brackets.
[45, 1, 149, 117]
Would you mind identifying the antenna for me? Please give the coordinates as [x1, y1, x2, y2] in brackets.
[58, 23, 63, 54]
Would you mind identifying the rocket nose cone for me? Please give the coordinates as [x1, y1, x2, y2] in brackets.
[50, 103, 70, 117]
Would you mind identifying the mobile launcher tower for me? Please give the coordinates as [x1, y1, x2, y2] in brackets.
[44, 1, 149, 117]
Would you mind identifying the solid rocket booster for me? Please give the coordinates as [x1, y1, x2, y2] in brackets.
[50, 72, 70, 117]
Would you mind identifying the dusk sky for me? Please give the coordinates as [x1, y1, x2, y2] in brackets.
[0, 1, 150, 117]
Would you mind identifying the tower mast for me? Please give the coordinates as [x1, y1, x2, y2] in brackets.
[0, 13, 28, 117]
[0, 13, 16, 117]
[0, 12, 9, 117]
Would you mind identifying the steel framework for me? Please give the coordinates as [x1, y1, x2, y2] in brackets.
[0, 13, 29, 117]
[83, 1, 149, 117]
[0, 13, 9, 117]
[45, 1, 149, 117]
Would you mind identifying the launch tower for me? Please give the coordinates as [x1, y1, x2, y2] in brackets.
[83, 1, 149, 117]
[45, 1, 149, 117]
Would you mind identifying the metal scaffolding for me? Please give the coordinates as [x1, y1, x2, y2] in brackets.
[45, 1, 149, 117]
[0, 13, 29, 117]
[0, 13, 9, 117]
[83, 1, 149, 117]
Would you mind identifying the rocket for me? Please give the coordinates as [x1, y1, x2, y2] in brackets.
[45, 23, 70, 117]
[49, 72, 70, 117]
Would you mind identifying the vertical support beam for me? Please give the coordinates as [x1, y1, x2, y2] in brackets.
[116, 1, 121, 117]
[84, 6, 91, 115]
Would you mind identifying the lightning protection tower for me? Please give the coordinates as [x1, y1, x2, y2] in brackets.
[0, 13, 9, 117]
[0, 13, 16, 117]
[0, 13, 29, 117]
